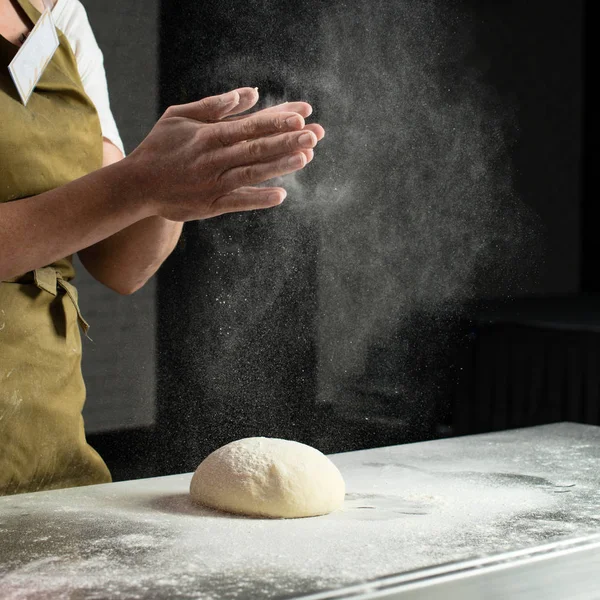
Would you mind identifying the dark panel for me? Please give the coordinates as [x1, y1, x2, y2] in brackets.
[462, 0, 584, 294]
[581, 1, 596, 292]
[453, 296, 600, 436]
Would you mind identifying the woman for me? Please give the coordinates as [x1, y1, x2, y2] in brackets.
[0, 0, 324, 495]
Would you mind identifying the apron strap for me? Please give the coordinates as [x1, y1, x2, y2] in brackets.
[29, 266, 90, 335]
[58, 279, 90, 336]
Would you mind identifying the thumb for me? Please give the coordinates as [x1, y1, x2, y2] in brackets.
[166, 89, 242, 121]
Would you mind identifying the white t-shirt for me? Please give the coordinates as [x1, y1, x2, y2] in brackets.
[51, 0, 125, 155]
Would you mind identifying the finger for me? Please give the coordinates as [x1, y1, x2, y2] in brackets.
[219, 152, 307, 191]
[304, 123, 325, 142]
[211, 186, 287, 216]
[299, 126, 322, 162]
[256, 123, 323, 162]
[165, 87, 256, 121]
[224, 101, 313, 122]
[299, 125, 322, 162]
[221, 87, 260, 118]
[268, 150, 314, 182]
[208, 112, 306, 147]
[213, 130, 317, 169]
[260, 122, 324, 143]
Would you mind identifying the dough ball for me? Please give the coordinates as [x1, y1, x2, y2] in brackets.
[189, 437, 345, 518]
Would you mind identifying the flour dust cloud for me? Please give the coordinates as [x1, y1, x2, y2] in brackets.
[189, 0, 541, 435]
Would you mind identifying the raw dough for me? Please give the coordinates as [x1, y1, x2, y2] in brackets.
[189, 437, 346, 518]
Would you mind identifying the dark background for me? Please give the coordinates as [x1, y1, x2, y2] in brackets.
[89, 0, 591, 480]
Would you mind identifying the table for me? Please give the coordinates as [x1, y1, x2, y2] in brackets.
[1, 422, 599, 599]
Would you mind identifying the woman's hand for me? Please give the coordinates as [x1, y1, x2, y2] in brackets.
[125, 87, 324, 222]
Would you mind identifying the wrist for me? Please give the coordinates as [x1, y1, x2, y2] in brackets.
[105, 154, 159, 221]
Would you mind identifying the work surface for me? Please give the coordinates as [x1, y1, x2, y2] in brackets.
[1, 423, 599, 599]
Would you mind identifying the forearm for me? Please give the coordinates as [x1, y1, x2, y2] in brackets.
[75, 140, 183, 294]
[78, 216, 183, 295]
[0, 160, 150, 281]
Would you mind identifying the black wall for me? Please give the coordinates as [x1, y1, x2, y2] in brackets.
[463, 0, 583, 295]
[149, 0, 585, 475]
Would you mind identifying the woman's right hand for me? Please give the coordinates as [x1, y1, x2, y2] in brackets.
[125, 87, 322, 222]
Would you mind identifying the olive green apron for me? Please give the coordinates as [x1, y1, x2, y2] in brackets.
[0, 0, 111, 494]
